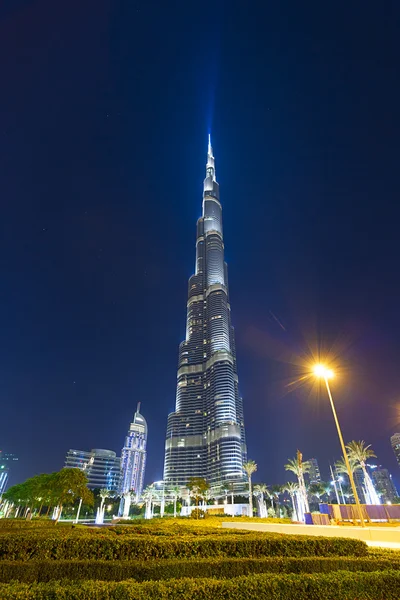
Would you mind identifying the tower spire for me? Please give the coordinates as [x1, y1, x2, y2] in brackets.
[205, 133, 216, 185]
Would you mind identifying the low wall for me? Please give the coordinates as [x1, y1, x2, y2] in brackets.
[222, 521, 400, 546]
[180, 503, 249, 517]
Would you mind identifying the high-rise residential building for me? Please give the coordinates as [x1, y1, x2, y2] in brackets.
[119, 403, 147, 503]
[371, 467, 398, 504]
[391, 433, 400, 469]
[64, 448, 121, 491]
[353, 469, 367, 504]
[306, 458, 321, 484]
[0, 452, 18, 494]
[163, 137, 247, 495]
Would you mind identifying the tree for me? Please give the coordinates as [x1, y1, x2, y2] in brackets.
[35, 473, 57, 516]
[269, 484, 282, 517]
[335, 456, 360, 478]
[282, 482, 299, 521]
[346, 440, 380, 504]
[168, 485, 181, 518]
[285, 454, 310, 514]
[320, 481, 334, 502]
[142, 484, 160, 519]
[243, 460, 257, 517]
[253, 484, 268, 517]
[227, 482, 236, 508]
[53, 468, 93, 523]
[3, 483, 30, 516]
[187, 478, 210, 509]
[95, 488, 114, 524]
[308, 483, 325, 500]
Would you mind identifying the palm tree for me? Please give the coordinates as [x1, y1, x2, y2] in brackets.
[320, 481, 334, 502]
[168, 486, 181, 518]
[269, 484, 282, 517]
[96, 488, 113, 524]
[335, 456, 360, 478]
[142, 485, 157, 519]
[285, 455, 310, 514]
[253, 484, 268, 517]
[309, 482, 325, 500]
[243, 460, 257, 517]
[283, 482, 299, 521]
[346, 440, 379, 504]
[227, 482, 236, 509]
[346, 441, 376, 471]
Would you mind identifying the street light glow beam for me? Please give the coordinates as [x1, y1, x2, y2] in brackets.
[313, 364, 334, 379]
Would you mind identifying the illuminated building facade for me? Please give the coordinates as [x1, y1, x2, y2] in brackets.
[371, 467, 398, 503]
[64, 448, 121, 491]
[306, 458, 321, 484]
[119, 403, 147, 503]
[163, 137, 247, 494]
[391, 433, 400, 469]
[0, 452, 18, 494]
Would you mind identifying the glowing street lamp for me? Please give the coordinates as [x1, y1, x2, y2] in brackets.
[313, 364, 365, 527]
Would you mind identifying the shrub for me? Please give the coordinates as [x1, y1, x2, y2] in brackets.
[0, 571, 399, 599]
[190, 509, 208, 519]
[0, 520, 59, 529]
[0, 532, 367, 561]
[0, 556, 398, 583]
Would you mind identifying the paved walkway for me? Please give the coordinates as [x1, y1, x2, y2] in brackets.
[222, 521, 400, 549]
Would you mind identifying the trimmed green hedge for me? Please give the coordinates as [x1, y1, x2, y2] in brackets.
[0, 520, 60, 530]
[109, 524, 252, 536]
[0, 523, 251, 537]
[0, 533, 367, 560]
[0, 571, 399, 599]
[0, 556, 398, 583]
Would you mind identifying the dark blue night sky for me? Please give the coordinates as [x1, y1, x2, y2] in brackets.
[1, 1, 400, 489]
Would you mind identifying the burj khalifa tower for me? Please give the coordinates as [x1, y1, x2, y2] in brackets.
[163, 137, 247, 495]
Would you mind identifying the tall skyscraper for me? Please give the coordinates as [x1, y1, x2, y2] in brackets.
[64, 448, 121, 492]
[306, 458, 321, 484]
[371, 467, 398, 503]
[119, 403, 147, 511]
[163, 137, 247, 495]
[0, 452, 18, 494]
[391, 433, 400, 468]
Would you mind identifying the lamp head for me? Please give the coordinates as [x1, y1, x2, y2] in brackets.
[313, 364, 334, 379]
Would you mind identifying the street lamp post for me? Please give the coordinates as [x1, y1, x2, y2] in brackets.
[313, 365, 365, 527]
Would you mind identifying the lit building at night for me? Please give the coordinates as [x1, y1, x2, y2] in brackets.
[0, 452, 18, 495]
[163, 137, 247, 495]
[119, 403, 147, 517]
[391, 433, 400, 469]
[371, 467, 398, 504]
[352, 469, 367, 504]
[306, 458, 321, 484]
[64, 448, 121, 492]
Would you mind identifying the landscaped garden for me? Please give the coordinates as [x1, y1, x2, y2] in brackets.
[0, 518, 399, 598]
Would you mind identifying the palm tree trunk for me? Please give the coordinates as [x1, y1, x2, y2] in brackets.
[290, 493, 298, 521]
[55, 505, 63, 524]
[173, 497, 177, 518]
[248, 476, 253, 517]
